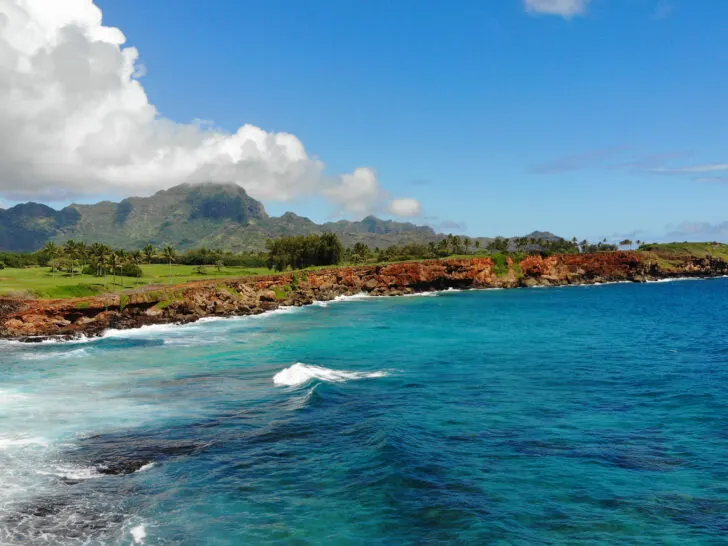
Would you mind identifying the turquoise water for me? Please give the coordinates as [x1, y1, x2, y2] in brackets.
[1, 279, 728, 545]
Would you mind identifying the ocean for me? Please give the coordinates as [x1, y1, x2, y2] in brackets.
[1, 278, 727, 545]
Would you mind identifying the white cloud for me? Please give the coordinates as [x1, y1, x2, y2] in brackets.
[667, 221, 728, 241]
[651, 163, 728, 174]
[524, 0, 591, 18]
[324, 167, 384, 217]
[388, 197, 422, 218]
[0, 0, 421, 219]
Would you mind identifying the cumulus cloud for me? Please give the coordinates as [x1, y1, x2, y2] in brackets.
[388, 197, 422, 218]
[524, 0, 591, 18]
[0, 0, 420, 218]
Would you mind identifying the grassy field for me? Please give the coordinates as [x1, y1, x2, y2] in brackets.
[0, 264, 270, 299]
[637, 242, 728, 271]
[2, 243, 727, 299]
[639, 242, 728, 259]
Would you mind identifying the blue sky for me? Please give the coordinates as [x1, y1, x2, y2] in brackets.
[5, 0, 728, 242]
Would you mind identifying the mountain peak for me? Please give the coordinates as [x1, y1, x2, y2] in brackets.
[0, 184, 461, 252]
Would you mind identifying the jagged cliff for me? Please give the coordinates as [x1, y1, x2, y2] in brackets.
[1, 252, 726, 342]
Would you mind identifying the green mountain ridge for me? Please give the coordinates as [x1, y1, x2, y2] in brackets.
[0, 182, 560, 252]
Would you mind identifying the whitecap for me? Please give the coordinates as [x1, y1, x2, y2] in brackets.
[273, 362, 389, 387]
[0, 436, 47, 450]
[37, 463, 101, 481]
[0, 334, 94, 346]
[131, 524, 146, 544]
[652, 276, 698, 283]
[103, 322, 190, 338]
[0, 389, 29, 404]
[16, 347, 89, 361]
[248, 306, 303, 318]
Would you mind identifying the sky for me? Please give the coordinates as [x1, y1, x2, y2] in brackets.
[1, 0, 727, 242]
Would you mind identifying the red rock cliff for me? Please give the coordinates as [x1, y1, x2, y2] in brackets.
[1, 252, 725, 341]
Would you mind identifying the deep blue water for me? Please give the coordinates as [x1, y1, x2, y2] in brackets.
[1, 278, 728, 545]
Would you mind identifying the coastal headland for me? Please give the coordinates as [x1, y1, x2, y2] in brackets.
[2, 249, 726, 342]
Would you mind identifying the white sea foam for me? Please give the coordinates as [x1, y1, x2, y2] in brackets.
[131, 524, 147, 544]
[248, 305, 303, 318]
[16, 347, 90, 361]
[0, 436, 47, 450]
[0, 389, 29, 405]
[273, 362, 389, 387]
[313, 293, 371, 307]
[652, 277, 697, 283]
[103, 322, 190, 338]
[136, 462, 154, 472]
[0, 334, 94, 346]
[37, 463, 101, 481]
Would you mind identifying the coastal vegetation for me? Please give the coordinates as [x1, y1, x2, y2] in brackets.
[1, 234, 724, 300]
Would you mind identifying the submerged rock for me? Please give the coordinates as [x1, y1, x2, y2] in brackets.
[95, 459, 151, 476]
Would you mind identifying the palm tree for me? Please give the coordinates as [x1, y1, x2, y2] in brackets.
[515, 237, 528, 254]
[427, 241, 437, 258]
[90, 243, 104, 277]
[143, 244, 155, 264]
[437, 239, 449, 257]
[63, 240, 75, 278]
[446, 234, 455, 255]
[109, 251, 119, 287]
[97, 252, 109, 288]
[90, 243, 111, 285]
[116, 249, 129, 288]
[475, 240, 481, 253]
[43, 242, 60, 277]
[129, 250, 143, 284]
[463, 237, 471, 255]
[162, 245, 176, 285]
[76, 241, 88, 273]
[452, 235, 462, 255]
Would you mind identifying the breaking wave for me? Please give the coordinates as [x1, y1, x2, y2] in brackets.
[273, 363, 389, 387]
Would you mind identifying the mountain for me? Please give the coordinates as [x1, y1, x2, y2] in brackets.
[523, 231, 562, 242]
[0, 203, 81, 251]
[0, 183, 450, 252]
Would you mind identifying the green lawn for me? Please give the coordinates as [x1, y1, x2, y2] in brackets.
[639, 242, 728, 259]
[0, 264, 271, 299]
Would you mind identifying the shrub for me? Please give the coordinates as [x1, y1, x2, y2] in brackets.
[492, 253, 509, 276]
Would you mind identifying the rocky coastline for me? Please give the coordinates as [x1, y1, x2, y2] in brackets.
[1, 252, 726, 342]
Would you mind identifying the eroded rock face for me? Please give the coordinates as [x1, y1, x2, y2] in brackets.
[1, 253, 726, 341]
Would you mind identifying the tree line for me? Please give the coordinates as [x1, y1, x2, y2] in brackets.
[266, 233, 344, 272]
[41, 241, 178, 286]
[345, 234, 620, 265]
[0, 232, 639, 275]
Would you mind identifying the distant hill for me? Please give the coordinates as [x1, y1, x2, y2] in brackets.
[0, 183, 448, 252]
[0, 182, 568, 252]
[523, 230, 562, 242]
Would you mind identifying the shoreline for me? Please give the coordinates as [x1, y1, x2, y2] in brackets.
[2, 253, 726, 343]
